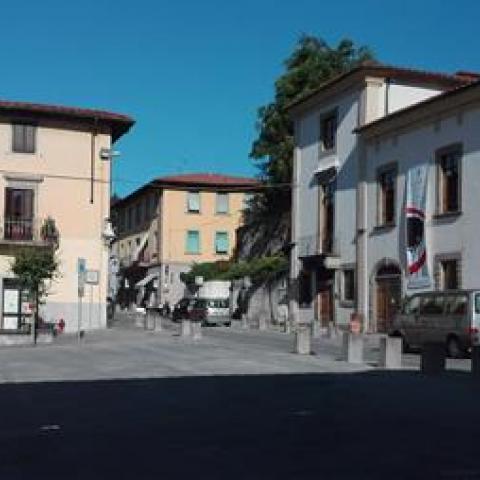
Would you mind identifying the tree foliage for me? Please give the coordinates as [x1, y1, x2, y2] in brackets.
[249, 36, 375, 216]
[180, 256, 288, 286]
[11, 249, 60, 328]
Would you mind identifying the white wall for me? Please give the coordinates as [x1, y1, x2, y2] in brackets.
[364, 105, 480, 306]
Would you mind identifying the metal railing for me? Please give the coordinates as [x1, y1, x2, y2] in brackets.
[1, 217, 58, 244]
[297, 233, 339, 258]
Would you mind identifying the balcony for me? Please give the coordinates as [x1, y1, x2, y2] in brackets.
[0, 218, 58, 247]
[297, 234, 340, 267]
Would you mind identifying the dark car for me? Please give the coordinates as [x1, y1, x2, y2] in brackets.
[172, 297, 195, 322]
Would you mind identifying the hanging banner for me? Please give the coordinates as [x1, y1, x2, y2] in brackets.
[405, 165, 430, 289]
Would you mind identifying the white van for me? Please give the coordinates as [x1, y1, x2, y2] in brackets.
[390, 290, 480, 358]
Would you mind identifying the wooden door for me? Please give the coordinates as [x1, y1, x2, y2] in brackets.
[376, 278, 401, 333]
[319, 288, 333, 327]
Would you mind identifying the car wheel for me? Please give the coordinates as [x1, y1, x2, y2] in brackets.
[447, 336, 463, 359]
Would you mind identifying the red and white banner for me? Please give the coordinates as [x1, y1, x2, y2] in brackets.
[405, 165, 430, 289]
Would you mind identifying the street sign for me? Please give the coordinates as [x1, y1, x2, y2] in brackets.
[77, 258, 87, 298]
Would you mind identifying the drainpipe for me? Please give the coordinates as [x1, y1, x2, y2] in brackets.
[356, 137, 369, 332]
[384, 78, 391, 116]
[289, 119, 301, 326]
[90, 118, 98, 204]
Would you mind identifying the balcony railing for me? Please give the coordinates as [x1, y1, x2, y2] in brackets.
[0, 218, 58, 245]
[297, 234, 339, 258]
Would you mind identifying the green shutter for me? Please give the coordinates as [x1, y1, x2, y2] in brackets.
[215, 232, 228, 254]
[186, 230, 200, 253]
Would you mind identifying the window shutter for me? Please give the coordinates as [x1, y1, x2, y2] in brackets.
[25, 125, 36, 153]
[188, 192, 200, 212]
[216, 193, 228, 214]
[186, 231, 200, 253]
[215, 232, 228, 253]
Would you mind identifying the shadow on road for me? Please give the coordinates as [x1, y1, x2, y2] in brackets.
[0, 370, 479, 479]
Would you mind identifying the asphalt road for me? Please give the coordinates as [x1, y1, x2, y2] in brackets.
[1, 372, 480, 479]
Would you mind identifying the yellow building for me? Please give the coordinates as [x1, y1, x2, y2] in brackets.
[112, 173, 258, 306]
[0, 100, 133, 334]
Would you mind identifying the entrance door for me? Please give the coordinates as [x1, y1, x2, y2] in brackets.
[2, 279, 31, 331]
[318, 288, 333, 327]
[375, 265, 402, 333]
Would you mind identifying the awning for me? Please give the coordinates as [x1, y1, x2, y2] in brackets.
[313, 157, 339, 183]
[135, 273, 158, 289]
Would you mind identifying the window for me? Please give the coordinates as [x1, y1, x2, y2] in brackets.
[420, 295, 444, 315]
[436, 145, 461, 214]
[12, 124, 36, 153]
[5, 188, 34, 240]
[187, 191, 200, 213]
[445, 294, 468, 315]
[404, 295, 420, 315]
[475, 294, 480, 315]
[439, 259, 459, 290]
[186, 230, 200, 254]
[320, 180, 335, 253]
[320, 110, 337, 151]
[215, 231, 229, 254]
[342, 269, 355, 303]
[215, 193, 229, 214]
[377, 166, 396, 226]
[243, 192, 254, 209]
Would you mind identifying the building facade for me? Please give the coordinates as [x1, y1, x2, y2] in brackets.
[357, 79, 480, 332]
[112, 173, 258, 307]
[0, 100, 133, 333]
[288, 64, 474, 330]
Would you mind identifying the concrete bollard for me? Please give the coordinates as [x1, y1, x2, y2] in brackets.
[310, 320, 321, 338]
[258, 315, 267, 331]
[421, 343, 446, 375]
[135, 313, 144, 328]
[342, 332, 364, 364]
[326, 321, 338, 339]
[378, 336, 402, 369]
[294, 323, 311, 355]
[154, 312, 162, 332]
[145, 310, 155, 331]
[241, 313, 249, 330]
[191, 321, 202, 340]
[284, 319, 291, 334]
[181, 319, 192, 337]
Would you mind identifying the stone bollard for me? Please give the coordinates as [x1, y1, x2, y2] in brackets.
[241, 313, 249, 330]
[181, 319, 192, 337]
[145, 308, 155, 331]
[421, 343, 446, 375]
[284, 319, 291, 334]
[294, 323, 311, 355]
[310, 320, 321, 338]
[258, 315, 267, 331]
[342, 332, 364, 364]
[378, 336, 402, 369]
[191, 321, 202, 340]
[135, 312, 144, 328]
[154, 311, 162, 332]
[326, 321, 338, 339]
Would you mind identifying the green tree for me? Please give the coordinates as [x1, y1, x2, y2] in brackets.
[11, 249, 60, 341]
[249, 36, 374, 215]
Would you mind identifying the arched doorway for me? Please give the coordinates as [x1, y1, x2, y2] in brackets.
[374, 261, 402, 333]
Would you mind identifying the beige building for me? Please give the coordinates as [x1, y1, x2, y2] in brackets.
[111, 173, 258, 306]
[0, 100, 133, 333]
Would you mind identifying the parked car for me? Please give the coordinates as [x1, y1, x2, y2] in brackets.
[172, 297, 195, 322]
[389, 289, 480, 358]
[190, 298, 231, 326]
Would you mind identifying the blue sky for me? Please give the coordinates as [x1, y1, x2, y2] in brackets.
[0, 0, 478, 196]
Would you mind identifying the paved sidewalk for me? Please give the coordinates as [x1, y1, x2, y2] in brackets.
[0, 318, 370, 384]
